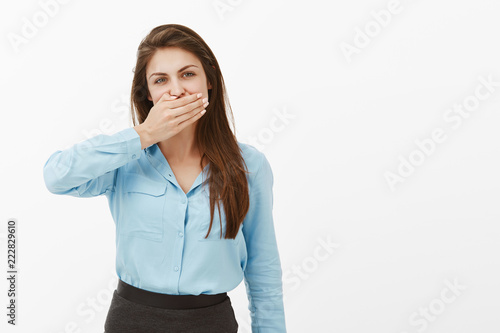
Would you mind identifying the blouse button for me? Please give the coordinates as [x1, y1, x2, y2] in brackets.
[178, 232, 183, 237]
[174, 266, 179, 272]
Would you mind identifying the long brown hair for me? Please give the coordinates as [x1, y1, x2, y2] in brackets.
[130, 24, 249, 240]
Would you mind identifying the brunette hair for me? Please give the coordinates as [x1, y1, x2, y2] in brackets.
[130, 24, 249, 240]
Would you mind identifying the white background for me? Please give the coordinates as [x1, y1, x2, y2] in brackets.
[1, 0, 500, 332]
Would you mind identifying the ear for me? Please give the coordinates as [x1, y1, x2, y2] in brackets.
[207, 81, 212, 90]
[147, 91, 152, 101]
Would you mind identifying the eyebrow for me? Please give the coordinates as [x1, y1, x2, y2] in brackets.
[148, 65, 198, 80]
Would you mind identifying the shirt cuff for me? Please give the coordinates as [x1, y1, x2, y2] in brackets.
[117, 127, 142, 161]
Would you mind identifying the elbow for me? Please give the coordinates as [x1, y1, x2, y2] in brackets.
[42, 153, 68, 195]
[43, 164, 62, 194]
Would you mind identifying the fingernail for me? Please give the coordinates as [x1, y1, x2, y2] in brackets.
[197, 93, 203, 98]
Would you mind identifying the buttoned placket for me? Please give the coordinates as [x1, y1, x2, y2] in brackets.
[143, 145, 209, 291]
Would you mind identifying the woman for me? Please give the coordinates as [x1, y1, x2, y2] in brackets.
[43, 24, 287, 332]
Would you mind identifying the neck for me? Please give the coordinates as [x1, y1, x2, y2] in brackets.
[157, 123, 200, 163]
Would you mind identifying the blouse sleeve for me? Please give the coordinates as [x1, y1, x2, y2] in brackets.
[242, 152, 287, 332]
[43, 127, 142, 197]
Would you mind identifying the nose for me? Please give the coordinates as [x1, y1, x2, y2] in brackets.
[167, 79, 185, 98]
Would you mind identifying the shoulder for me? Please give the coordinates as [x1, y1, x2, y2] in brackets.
[237, 141, 272, 182]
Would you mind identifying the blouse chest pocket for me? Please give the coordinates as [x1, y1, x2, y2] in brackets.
[118, 173, 168, 242]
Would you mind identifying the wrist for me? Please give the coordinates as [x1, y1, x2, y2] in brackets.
[134, 124, 155, 149]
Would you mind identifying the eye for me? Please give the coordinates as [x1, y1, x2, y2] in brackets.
[154, 72, 195, 84]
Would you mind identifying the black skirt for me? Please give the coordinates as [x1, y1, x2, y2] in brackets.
[104, 279, 238, 333]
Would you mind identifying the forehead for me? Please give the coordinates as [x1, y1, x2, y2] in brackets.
[146, 47, 200, 73]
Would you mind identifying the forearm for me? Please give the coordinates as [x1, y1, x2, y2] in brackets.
[43, 127, 141, 196]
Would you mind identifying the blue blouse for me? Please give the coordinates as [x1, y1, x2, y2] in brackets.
[42, 127, 286, 332]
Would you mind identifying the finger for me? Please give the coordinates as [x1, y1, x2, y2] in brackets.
[161, 92, 202, 109]
[178, 107, 206, 127]
[174, 98, 206, 122]
[171, 95, 206, 118]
